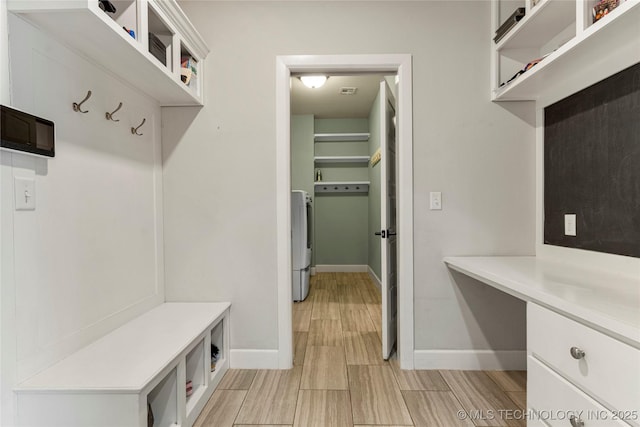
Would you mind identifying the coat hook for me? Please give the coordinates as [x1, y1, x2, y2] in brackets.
[72, 90, 92, 113]
[131, 118, 146, 136]
[105, 102, 123, 122]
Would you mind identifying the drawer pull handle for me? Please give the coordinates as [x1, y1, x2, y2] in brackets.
[570, 414, 584, 427]
[570, 347, 586, 359]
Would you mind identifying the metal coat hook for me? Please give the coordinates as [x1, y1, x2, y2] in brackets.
[131, 118, 146, 136]
[72, 90, 92, 113]
[105, 102, 123, 122]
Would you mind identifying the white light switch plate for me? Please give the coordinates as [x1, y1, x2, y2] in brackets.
[429, 192, 442, 210]
[564, 214, 576, 236]
[15, 177, 36, 210]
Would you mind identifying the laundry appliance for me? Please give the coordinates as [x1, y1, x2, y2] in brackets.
[291, 190, 312, 301]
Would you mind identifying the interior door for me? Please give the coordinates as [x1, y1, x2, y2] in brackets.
[380, 80, 398, 360]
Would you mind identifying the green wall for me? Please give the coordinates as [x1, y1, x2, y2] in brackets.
[314, 118, 369, 266]
[291, 115, 314, 196]
[368, 89, 382, 279]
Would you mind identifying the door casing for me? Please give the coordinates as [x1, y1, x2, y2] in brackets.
[275, 54, 414, 369]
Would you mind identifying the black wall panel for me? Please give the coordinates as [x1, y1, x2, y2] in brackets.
[544, 63, 640, 258]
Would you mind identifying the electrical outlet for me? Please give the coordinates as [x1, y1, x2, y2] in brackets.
[429, 192, 442, 210]
[564, 214, 576, 236]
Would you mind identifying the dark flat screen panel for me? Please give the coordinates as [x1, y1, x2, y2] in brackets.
[544, 63, 640, 258]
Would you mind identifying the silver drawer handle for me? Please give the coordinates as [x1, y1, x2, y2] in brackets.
[570, 347, 586, 359]
[570, 414, 585, 427]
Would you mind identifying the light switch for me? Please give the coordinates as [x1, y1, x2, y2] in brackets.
[429, 192, 442, 210]
[564, 214, 576, 236]
[15, 177, 36, 211]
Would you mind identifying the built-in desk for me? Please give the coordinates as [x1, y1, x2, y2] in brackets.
[444, 256, 639, 427]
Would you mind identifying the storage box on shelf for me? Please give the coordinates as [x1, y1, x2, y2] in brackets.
[7, 0, 209, 106]
[15, 302, 231, 427]
[491, 0, 640, 101]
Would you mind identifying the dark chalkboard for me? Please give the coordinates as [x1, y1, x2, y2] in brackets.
[544, 63, 640, 258]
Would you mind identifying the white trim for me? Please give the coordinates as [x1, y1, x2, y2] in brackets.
[310, 267, 316, 276]
[367, 266, 382, 291]
[413, 350, 527, 370]
[230, 349, 280, 369]
[314, 264, 368, 273]
[276, 54, 414, 370]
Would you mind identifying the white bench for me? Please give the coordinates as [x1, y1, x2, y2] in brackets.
[15, 302, 230, 427]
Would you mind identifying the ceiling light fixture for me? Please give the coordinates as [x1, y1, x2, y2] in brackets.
[300, 75, 328, 89]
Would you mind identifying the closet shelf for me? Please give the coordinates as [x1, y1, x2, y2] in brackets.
[314, 156, 370, 164]
[8, 0, 209, 106]
[314, 133, 370, 142]
[314, 181, 370, 193]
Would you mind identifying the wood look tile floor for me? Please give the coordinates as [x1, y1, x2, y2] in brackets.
[194, 273, 527, 427]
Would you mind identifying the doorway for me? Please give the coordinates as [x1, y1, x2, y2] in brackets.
[275, 54, 414, 370]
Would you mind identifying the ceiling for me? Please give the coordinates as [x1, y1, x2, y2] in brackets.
[291, 74, 386, 119]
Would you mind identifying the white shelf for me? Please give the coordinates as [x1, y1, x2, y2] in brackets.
[8, 0, 209, 106]
[315, 181, 370, 193]
[496, 0, 575, 51]
[314, 156, 370, 164]
[443, 256, 640, 348]
[493, 0, 640, 100]
[314, 133, 370, 142]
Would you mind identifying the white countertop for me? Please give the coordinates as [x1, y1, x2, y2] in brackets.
[17, 302, 230, 392]
[444, 256, 640, 348]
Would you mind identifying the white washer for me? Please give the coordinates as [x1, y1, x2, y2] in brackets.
[291, 190, 312, 301]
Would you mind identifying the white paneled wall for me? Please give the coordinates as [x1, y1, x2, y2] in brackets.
[1, 15, 163, 425]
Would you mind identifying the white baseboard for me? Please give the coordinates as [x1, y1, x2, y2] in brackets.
[367, 266, 382, 291]
[230, 349, 280, 369]
[413, 350, 526, 370]
[314, 264, 368, 273]
[310, 267, 316, 276]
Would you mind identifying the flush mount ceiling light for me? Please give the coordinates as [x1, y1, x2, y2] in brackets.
[299, 75, 328, 89]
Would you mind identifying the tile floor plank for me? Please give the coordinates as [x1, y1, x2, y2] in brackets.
[402, 390, 474, 427]
[193, 390, 247, 427]
[217, 369, 257, 390]
[390, 358, 450, 391]
[234, 367, 302, 425]
[311, 301, 341, 320]
[507, 391, 526, 410]
[308, 319, 343, 346]
[293, 309, 311, 332]
[300, 346, 348, 390]
[293, 331, 308, 366]
[348, 365, 413, 425]
[340, 308, 377, 332]
[486, 371, 527, 392]
[440, 370, 525, 427]
[344, 331, 384, 365]
[293, 390, 353, 427]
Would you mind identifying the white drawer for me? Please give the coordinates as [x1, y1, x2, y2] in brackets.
[528, 303, 640, 422]
[528, 356, 631, 427]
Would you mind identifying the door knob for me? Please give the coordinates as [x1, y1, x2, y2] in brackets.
[570, 347, 586, 360]
[387, 231, 397, 237]
[569, 414, 584, 427]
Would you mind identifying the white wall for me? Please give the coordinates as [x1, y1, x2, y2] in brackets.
[1, 15, 164, 424]
[163, 1, 535, 364]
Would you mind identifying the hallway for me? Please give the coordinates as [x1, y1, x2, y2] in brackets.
[194, 273, 527, 426]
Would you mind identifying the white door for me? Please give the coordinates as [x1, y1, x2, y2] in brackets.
[379, 80, 397, 360]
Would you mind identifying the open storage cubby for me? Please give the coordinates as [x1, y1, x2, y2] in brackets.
[180, 42, 200, 97]
[99, 0, 138, 40]
[9, 0, 210, 105]
[185, 339, 206, 413]
[490, 0, 640, 100]
[147, 2, 174, 71]
[210, 319, 225, 378]
[148, 367, 179, 427]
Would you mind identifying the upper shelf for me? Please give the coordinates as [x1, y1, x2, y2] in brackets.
[8, 0, 209, 106]
[314, 156, 370, 164]
[314, 133, 370, 142]
[493, 0, 640, 101]
[496, 0, 575, 51]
